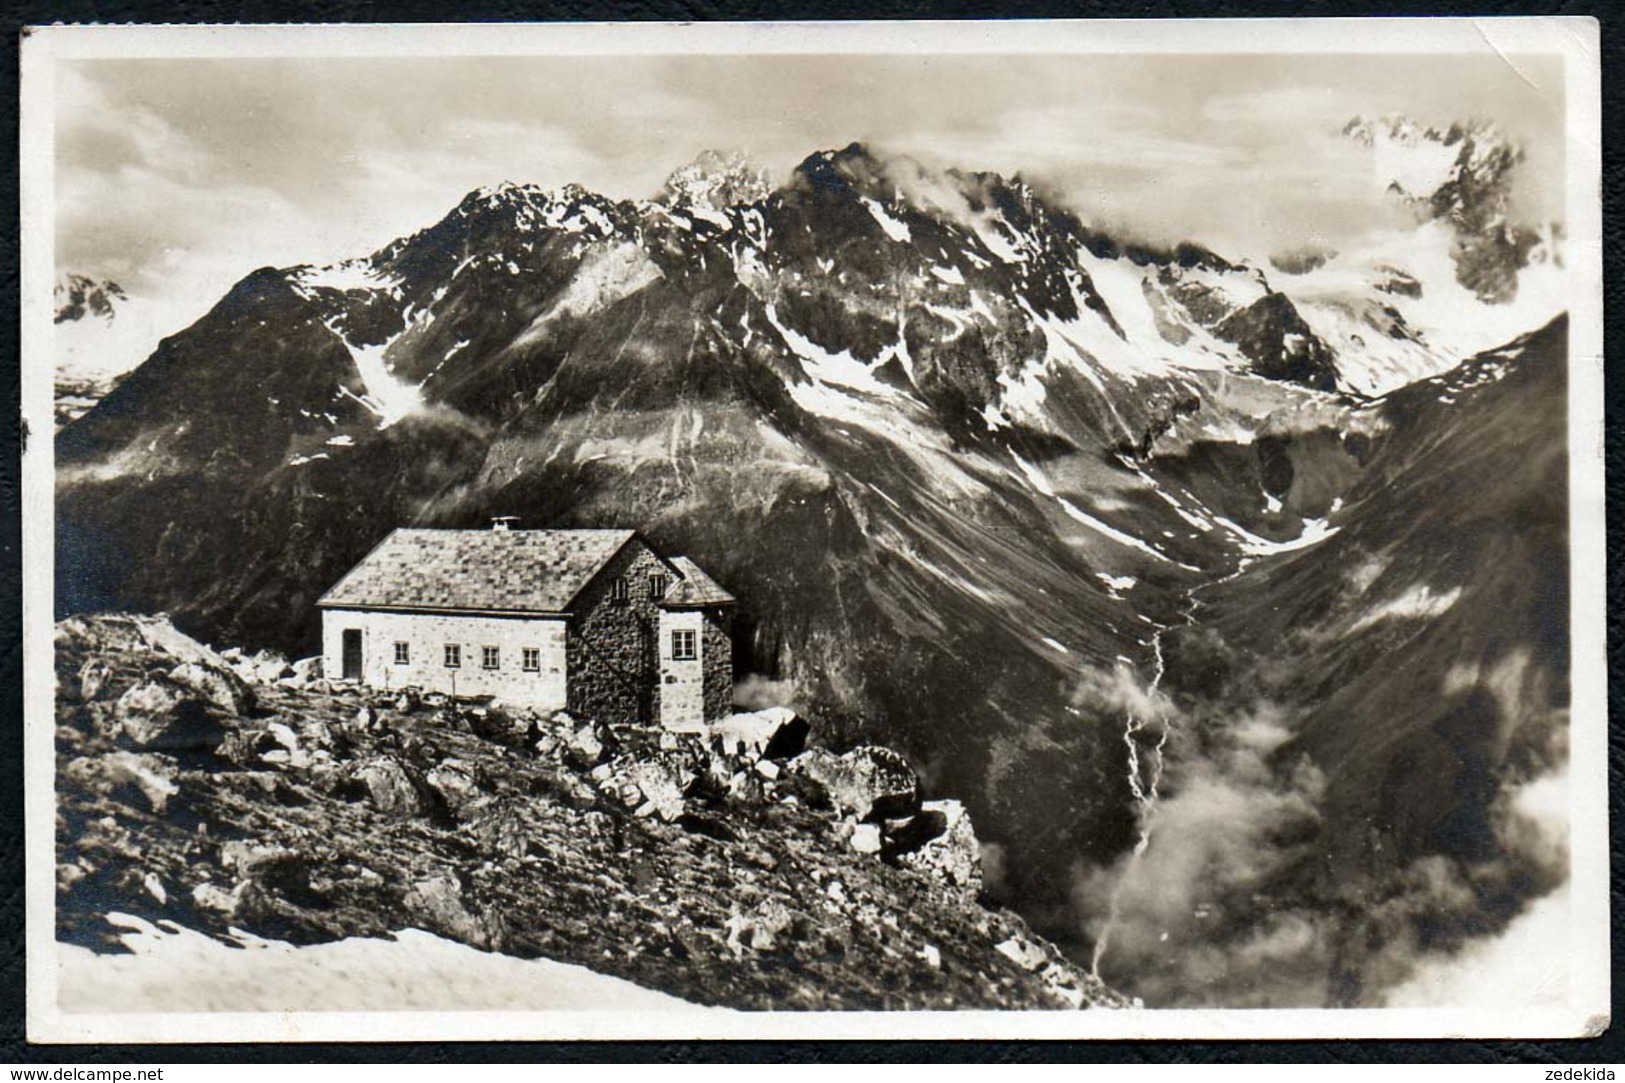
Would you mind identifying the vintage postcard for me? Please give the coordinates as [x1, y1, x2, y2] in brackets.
[20, 17, 1606, 1042]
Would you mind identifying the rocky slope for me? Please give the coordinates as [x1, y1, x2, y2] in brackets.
[56, 612, 1127, 1011]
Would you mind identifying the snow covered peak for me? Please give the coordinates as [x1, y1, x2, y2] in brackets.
[660, 149, 773, 211]
[55, 272, 127, 324]
[1342, 114, 1522, 207]
[1342, 114, 1439, 149]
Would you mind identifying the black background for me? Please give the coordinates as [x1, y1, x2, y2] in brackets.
[1, 0, 1620, 1064]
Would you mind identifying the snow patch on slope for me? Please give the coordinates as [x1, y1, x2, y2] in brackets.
[860, 196, 912, 243]
[293, 260, 401, 297]
[1212, 513, 1341, 556]
[59, 913, 712, 1014]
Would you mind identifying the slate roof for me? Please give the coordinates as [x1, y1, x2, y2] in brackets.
[660, 556, 736, 608]
[318, 528, 638, 614]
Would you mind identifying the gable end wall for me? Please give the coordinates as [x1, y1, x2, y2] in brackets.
[566, 538, 673, 725]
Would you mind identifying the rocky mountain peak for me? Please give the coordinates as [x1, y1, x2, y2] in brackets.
[790, 142, 894, 200]
[55, 272, 128, 325]
[1342, 113, 1544, 304]
[659, 149, 773, 211]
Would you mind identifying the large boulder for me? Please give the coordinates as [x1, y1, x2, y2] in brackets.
[563, 722, 614, 770]
[425, 759, 485, 816]
[62, 751, 180, 814]
[711, 707, 809, 763]
[349, 756, 431, 817]
[893, 799, 984, 895]
[131, 614, 222, 666]
[111, 679, 228, 752]
[624, 755, 697, 822]
[789, 745, 920, 822]
[403, 873, 502, 950]
[464, 801, 530, 859]
[227, 649, 294, 686]
[168, 660, 257, 716]
[723, 900, 797, 955]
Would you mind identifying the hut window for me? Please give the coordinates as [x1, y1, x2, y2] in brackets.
[443, 644, 461, 669]
[671, 629, 698, 661]
[482, 646, 501, 670]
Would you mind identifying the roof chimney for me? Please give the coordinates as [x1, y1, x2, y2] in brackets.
[490, 516, 520, 532]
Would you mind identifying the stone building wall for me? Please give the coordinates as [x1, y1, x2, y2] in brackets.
[657, 608, 705, 732]
[701, 608, 734, 723]
[321, 607, 568, 707]
[656, 606, 734, 730]
[566, 538, 672, 726]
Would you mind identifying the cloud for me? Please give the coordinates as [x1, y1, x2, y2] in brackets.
[731, 673, 801, 712]
[1382, 881, 1571, 1009]
[1075, 688, 1331, 1007]
[1075, 629, 1571, 1010]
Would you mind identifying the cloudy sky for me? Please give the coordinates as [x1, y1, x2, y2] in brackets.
[55, 47, 1565, 372]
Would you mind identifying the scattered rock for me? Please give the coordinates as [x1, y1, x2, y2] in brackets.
[112, 680, 228, 752]
[790, 745, 920, 822]
[403, 873, 496, 949]
[355, 705, 387, 735]
[266, 721, 301, 752]
[465, 802, 529, 859]
[578, 810, 617, 845]
[850, 822, 883, 854]
[191, 880, 245, 915]
[918, 943, 942, 970]
[290, 657, 322, 684]
[624, 755, 697, 822]
[727, 770, 764, 804]
[754, 758, 781, 780]
[57, 863, 87, 894]
[711, 707, 809, 763]
[393, 689, 421, 714]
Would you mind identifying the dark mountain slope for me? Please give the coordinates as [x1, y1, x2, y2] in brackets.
[1097, 317, 1569, 1006]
